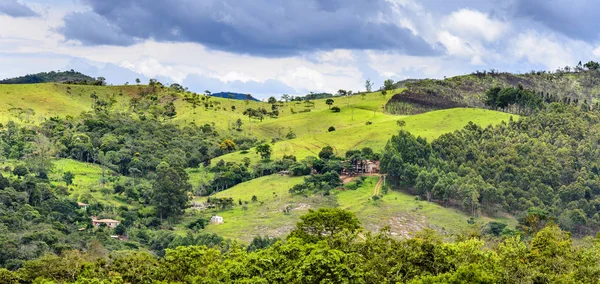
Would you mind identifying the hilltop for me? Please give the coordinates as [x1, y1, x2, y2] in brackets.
[211, 92, 260, 101]
[386, 69, 600, 114]
[0, 70, 99, 84]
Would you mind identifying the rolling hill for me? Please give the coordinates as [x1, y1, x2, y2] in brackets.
[387, 70, 600, 114]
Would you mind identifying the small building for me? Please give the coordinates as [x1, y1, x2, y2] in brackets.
[278, 170, 291, 176]
[345, 160, 380, 175]
[77, 202, 89, 210]
[210, 215, 224, 224]
[91, 216, 120, 228]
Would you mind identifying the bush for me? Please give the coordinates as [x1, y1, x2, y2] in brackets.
[331, 106, 341, 112]
[328, 126, 336, 132]
[13, 165, 29, 178]
[365, 121, 372, 125]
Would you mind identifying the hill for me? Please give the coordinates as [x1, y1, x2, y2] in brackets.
[386, 70, 600, 114]
[210, 92, 260, 101]
[0, 70, 98, 84]
[213, 107, 515, 165]
[195, 175, 516, 242]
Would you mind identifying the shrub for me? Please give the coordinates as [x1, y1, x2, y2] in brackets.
[331, 106, 341, 112]
[328, 126, 336, 132]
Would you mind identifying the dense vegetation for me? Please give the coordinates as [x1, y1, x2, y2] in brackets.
[381, 103, 600, 235]
[2, 209, 599, 283]
[0, 70, 101, 85]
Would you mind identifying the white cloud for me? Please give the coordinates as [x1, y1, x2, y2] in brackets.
[443, 9, 507, 42]
[511, 31, 576, 70]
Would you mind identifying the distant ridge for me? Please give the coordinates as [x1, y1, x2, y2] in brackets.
[0, 70, 98, 84]
[211, 92, 260, 101]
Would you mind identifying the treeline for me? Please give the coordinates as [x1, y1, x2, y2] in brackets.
[0, 70, 101, 85]
[381, 103, 600, 235]
[3, 208, 600, 283]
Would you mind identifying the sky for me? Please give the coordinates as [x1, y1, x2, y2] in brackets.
[1, 0, 600, 99]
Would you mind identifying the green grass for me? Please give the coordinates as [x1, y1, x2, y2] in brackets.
[336, 177, 517, 238]
[214, 108, 516, 164]
[189, 175, 517, 242]
[188, 175, 334, 241]
[0, 158, 129, 206]
[0, 83, 133, 124]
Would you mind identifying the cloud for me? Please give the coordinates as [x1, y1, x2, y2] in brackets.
[510, 31, 575, 70]
[59, 12, 136, 46]
[513, 0, 600, 42]
[0, 0, 38, 17]
[443, 9, 507, 42]
[58, 0, 439, 56]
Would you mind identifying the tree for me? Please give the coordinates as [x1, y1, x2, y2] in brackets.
[289, 208, 361, 243]
[25, 134, 54, 178]
[325, 98, 334, 109]
[584, 61, 600, 70]
[235, 118, 243, 130]
[151, 162, 191, 220]
[384, 79, 394, 90]
[62, 171, 74, 186]
[135, 78, 141, 85]
[396, 120, 406, 127]
[319, 146, 335, 160]
[219, 139, 236, 152]
[365, 79, 373, 92]
[13, 164, 28, 178]
[381, 89, 387, 97]
[268, 96, 277, 105]
[256, 144, 272, 161]
[281, 94, 290, 102]
[331, 106, 341, 113]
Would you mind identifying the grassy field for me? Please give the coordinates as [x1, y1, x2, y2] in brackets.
[0, 83, 135, 124]
[0, 158, 129, 207]
[188, 175, 334, 241]
[192, 175, 517, 242]
[213, 108, 516, 164]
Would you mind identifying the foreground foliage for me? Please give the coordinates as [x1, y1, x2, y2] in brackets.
[4, 209, 600, 283]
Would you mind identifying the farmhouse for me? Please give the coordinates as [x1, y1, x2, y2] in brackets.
[345, 160, 380, 175]
[91, 216, 120, 228]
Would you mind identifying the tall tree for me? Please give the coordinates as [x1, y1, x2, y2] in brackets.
[325, 98, 334, 109]
[151, 162, 191, 220]
[365, 79, 373, 92]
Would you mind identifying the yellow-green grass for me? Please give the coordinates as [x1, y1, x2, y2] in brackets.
[0, 83, 401, 142]
[213, 108, 517, 164]
[336, 177, 517, 238]
[187, 175, 334, 241]
[191, 175, 517, 242]
[0, 158, 128, 206]
[0, 83, 134, 124]
[172, 89, 401, 140]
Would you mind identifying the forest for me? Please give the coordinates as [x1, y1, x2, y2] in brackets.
[1, 208, 599, 283]
[381, 102, 600, 235]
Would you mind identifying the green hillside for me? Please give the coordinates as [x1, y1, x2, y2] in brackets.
[195, 175, 516, 242]
[214, 107, 515, 164]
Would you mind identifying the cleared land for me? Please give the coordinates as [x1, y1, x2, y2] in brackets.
[194, 176, 517, 242]
[213, 107, 516, 164]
